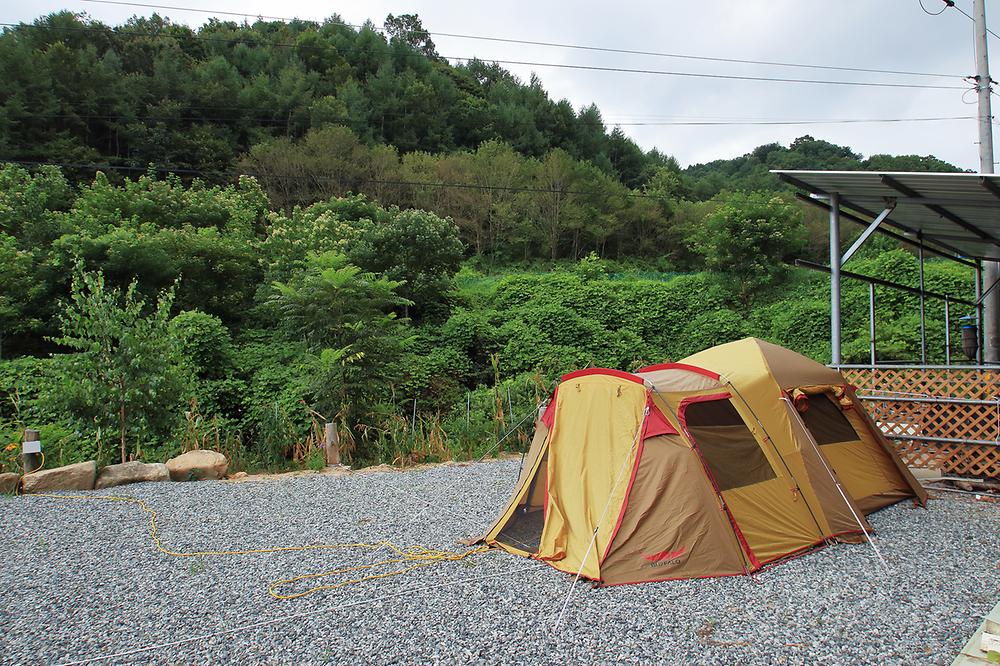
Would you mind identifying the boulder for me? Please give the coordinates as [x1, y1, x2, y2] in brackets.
[165, 450, 228, 481]
[21, 461, 97, 493]
[0, 472, 19, 494]
[96, 461, 171, 489]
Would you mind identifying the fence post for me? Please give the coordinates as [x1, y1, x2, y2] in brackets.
[324, 422, 340, 466]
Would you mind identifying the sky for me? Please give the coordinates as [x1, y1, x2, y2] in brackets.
[6, 0, 995, 170]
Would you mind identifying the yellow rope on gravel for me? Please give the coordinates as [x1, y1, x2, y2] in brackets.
[26, 492, 490, 600]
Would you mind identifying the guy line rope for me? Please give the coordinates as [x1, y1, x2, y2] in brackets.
[15, 405, 542, 600]
[12, 402, 574, 664]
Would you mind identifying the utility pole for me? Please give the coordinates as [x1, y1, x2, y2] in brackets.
[974, 0, 1000, 363]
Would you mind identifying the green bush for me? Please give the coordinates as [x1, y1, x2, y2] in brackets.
[49, 268, 192, 465]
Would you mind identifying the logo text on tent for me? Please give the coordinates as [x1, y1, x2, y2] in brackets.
[642, 546, 686, 567]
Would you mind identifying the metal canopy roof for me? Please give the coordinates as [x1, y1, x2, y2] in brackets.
[772, 170, 1000, 262]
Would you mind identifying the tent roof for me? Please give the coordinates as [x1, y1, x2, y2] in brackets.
[772, 170, 1000, 261]
[753, 338, 844, 389]
[682, 338, 844, 391]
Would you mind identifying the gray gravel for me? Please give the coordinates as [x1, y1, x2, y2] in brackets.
[1, 460, 997, 665]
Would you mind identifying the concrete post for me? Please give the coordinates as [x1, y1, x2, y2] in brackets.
[974, 0, 1000, 363]
[21, 428, 41, 474]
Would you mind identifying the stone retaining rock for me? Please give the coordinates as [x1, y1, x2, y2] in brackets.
[95, 461, 170, 489]
[165, 450, 228, 481]
[0, 472, 19, 494]
[21, 461, 97, 493]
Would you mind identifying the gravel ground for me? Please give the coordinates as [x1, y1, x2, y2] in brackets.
[1, 460, 997, 666]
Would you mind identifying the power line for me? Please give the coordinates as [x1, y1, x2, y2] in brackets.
[919, 0, 952, 16]
[941, 0, 1000, 40]
[443, 57, 964, 89]
[78, 0, 966, 80]
[0, 21, 966, 91]
[613, 116, 975, 126]
[10, 111, 977, 128]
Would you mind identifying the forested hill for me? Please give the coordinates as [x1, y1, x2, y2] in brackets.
[682, 136, 964, 200]
[0, 12, 674, 182]
[1, 12, 962, 200]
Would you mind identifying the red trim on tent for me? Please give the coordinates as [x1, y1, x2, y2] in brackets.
[540, 387, 558, 429]
[602, 394, 677, 565]
[636, 362, 721, 380]
[540, 386, 557, 524]
[640, 398, 678, 438]
[600, 437, 644, 565]
[599, 395, 657, 565]
[676, 392, 762, 571]
[560, 367, 644, 384]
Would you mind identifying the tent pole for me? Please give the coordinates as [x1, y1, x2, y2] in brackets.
[780, 397, 891, 574]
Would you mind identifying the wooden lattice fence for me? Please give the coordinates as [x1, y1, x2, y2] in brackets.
[842, 367, 1000, 479]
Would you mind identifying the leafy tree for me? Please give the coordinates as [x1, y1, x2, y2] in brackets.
[347, 208, 463, 318]
[240, 126, 372, 211]
[469, 140, 527, 258]
[269, 253, 413, 440]
[0, 233, 41, 357]
[529, 148, 582, 260]
[263, 195, 461, 317]
[344, 207, 462, 318]
[383, 14, 438, 58]
[168, 309, 244, 423]
[694, 191, 806, 304]
[50, 267, 190, 464]
[168, 309, 234, 380]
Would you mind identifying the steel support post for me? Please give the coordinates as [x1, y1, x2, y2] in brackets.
[919, 241, 927, 365]
[945, 296, 951, 365]
[830, 192, 841, 366]
[977, 259, 984, 365]
[869, 282, 876, 367]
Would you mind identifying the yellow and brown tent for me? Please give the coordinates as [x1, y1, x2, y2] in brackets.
[480, 338, 925, 586]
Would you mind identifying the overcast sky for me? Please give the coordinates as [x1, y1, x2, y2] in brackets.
[8, 0, 996, 170]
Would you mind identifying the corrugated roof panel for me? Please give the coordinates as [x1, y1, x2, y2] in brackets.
[773, 170, 1000, 259]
